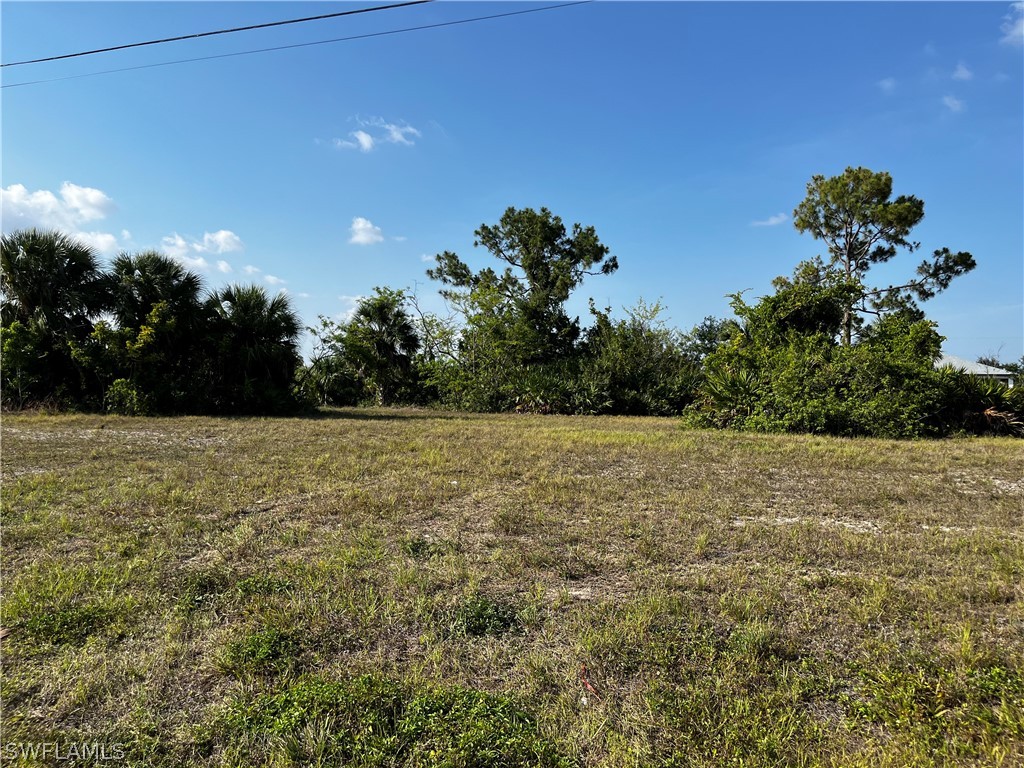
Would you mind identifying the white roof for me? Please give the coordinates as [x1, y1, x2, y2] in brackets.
[936, 353, 1012, 377]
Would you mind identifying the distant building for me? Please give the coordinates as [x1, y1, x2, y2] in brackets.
[936, 353, 1015, 388]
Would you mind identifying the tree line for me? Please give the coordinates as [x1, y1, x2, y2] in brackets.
[3, 167, 1021, 436]
[2, 233, 301, 415]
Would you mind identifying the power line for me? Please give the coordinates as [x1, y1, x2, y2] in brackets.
[1, 0, 433, 68]
[2, 2, 592, 90]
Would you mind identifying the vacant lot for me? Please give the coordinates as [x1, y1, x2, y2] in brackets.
[1, 409, 1022, 767]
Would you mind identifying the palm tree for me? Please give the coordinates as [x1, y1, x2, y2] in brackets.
[0, 229, 107, 405]
[346, 288, 420, 405]
[104, 251, 211, 412]
[108, 251, 205, 331]
[1, 228, 106, 332]
[210, 284, 302, 413]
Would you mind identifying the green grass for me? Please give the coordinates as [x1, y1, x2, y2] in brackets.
[1, 408, 1022, 766]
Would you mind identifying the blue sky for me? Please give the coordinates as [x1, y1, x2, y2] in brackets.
[3, 1, 1022, 362]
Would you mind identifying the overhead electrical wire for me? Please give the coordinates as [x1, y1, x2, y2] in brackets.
[2, 2, 592, 89]
[1, 0, 433, 68]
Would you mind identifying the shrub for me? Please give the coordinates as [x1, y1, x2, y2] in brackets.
[104, 378, 151, 416]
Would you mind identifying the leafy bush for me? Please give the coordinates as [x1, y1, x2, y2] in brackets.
[686, 286, 997, 438]
[104, 378, 151, 416]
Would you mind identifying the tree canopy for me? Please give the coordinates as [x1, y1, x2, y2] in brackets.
[428, 206, 617, 364]
[791, 167, 975, 345]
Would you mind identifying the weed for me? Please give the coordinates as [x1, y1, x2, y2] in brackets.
[236, 574, 293, 596]
[223, 675, 570, 767]
[217, 627, 299, 678]
[175, 567, 231, 614]
[401, 534, 454, 560]
[450, 594, 521, 637]
[21, 603, 113, 646]
[730, 619, 791, 661]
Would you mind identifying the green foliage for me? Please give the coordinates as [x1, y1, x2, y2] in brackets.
[299, 316, 364, 406]
[627, 618, 825, 766]
[684, 172, 997, 439]
[2, 233, 304, 416]
[1, 229, 107, 406]
[208, 284, 303, 414]
[397, 686, 568, 768]
[176, 568, 231, 614]
[422, 209, 700, 416]
[102, 252, 213, 412]
[792, 167, 975, 345]
[424, 207, 619, 411]
[1, 320, 47, 409]
[344, 288, 421, 405]
[450, 595, 521, 637]
[0, 186, 1001, 437]
[678, 315, 736, 364]
[301, 290, 426, 407]
[429, 206, 617, 365]
[689, 282, 963, 437]
[581, 299, 700, 415]
[21, 603, 113, 646]
[1, 228, 108, 331]
[236, 574, 293, 596]
[846, 649, 1024, 760]
[223, 675, 568, 767]
[218, 627, 299, 677]
[103, 378, 151, 416]
[933, 366, 1024, 436]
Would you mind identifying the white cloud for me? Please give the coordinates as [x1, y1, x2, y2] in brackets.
[942, 94, 965, 112]
[353, 130, 375, 152]
[0, 181, 123, 254]
[161, 229, 244, 271]
[752, 213, 788, 227]
[349, 216, 384, 245]
[369, 117, 421, 146]
[296, 292, 311, 299]
[334, 130, 375, 152]
[216, 260, 233, 273]
[392, 235, 407, 242]
[202, 229, 243, 253]
[329, 117, 421, 152]
[57, 182, 116, 222]
[1001, 2, 1024, 45]
[160, 233, 191, 258]
[160, 235, 209, 270]
[877, 77, 897, 93]
[243, 265, 261, 274]
[76, 231, 120, 254]
[952, 62, 973, 81]
[420, 253, 435, 263]
[264, 274, 285, 286]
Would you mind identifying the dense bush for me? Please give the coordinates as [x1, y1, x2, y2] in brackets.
[2, 229, 304, 415]
[686, 286, 1021, 438]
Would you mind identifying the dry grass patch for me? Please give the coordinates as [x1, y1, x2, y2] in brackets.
[2, 408, 1022, 766]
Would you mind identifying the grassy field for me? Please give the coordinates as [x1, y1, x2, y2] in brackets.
[1, 409, 1022, 767]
